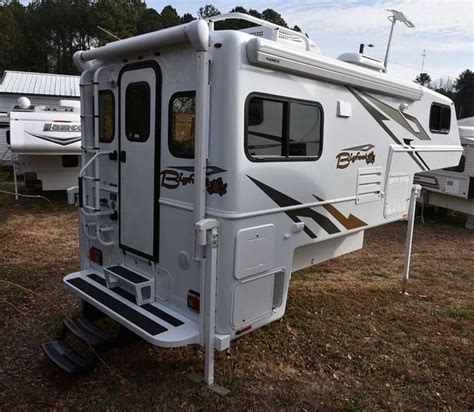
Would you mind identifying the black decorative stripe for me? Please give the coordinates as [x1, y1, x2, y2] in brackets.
[87, 274, 184, 327]
[247, 176, 340, 238]
[166, 165, 226, 176]
[348, 87, 428, 171]
[414, 152, 430, 170]
[67, 278, 167, 336]
[26, 131, 81, 146]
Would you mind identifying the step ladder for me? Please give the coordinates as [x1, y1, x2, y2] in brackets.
[104, 266, 154, 306]
[41, 314, 118, 375]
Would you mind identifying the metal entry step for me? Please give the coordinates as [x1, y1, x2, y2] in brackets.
[104, 265, 154, 306]
[64, 270, 199, 347]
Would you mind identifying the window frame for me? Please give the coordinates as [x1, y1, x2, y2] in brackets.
[429, 102, 451, 135]
[244, 92, 324, 162]
[168, 90, 196, 159]
[98, 90, 115, 143]
[125, 81, 151, 142]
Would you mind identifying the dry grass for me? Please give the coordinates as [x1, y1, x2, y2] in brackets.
[0, 185, 473, 410]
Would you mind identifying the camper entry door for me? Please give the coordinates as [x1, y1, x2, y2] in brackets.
[119, 63, 161, 261]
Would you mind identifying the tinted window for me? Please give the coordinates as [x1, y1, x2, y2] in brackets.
[99, 90, 115, 143]
[169, 92, 196, 157]
[289, 103, 322, 156]
[62, 155, 79, 168]
[430, 103, 451, 134]
[246, 95, 323, 161]
[247, 98, 284, 158]
[125, 82, 150, 141]
[444, 155, 465, 173]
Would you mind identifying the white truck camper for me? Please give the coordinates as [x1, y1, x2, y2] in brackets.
[9, 97, 81, 191]
[41, 13, 462, 389]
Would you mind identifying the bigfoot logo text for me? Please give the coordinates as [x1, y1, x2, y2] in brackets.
[336, 144, 376, 170]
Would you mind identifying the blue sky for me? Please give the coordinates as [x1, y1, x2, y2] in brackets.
[148, 0, 474, 84]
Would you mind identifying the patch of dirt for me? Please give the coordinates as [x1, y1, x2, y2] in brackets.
[0, 191, 473, 410]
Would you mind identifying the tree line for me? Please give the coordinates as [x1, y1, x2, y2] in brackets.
[0, 0, 297, 76]
[415, 70, 474, 119]
[1, 1, 471, 119]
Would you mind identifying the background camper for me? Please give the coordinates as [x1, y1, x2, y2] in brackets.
[41, 13, 462, 388]
[415, 116, 474, 229]
[0, 71, 80, 191]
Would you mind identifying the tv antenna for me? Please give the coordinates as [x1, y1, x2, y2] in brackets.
[97, 26, 121, 41]
[421, 49, 426, 73]
[383, 9, 415, 72]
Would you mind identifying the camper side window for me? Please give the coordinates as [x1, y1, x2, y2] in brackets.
[429, 103, 451, 134]
[169, 92, 196, 158]
[125, 82, 150, 142]
[246, 94, 323, 161]
[99, 90, 115, 143]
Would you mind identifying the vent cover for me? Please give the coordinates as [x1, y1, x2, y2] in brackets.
[272, 271, 285, 309]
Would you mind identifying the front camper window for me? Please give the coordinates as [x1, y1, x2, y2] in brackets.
[246, 94, 323, 161]
[169, 92, 196, 158]
[99, 90, 115, 143]
[429, 103, 451, 134]
[125, 82, 150, 141]
[443, 154, 466, 173]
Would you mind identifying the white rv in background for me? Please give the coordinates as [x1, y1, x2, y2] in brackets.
[39, 12, 462, 388]
[9, 97, 81, 191]
[415, 116, 474, 229]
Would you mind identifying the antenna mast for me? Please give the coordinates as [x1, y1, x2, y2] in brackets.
[421, 49, 426, 73]
[383, 9, 415, 73]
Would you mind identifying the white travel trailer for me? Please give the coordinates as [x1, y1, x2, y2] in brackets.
[41, 13, 462, 387]
[415, 116, 474, 229]
[9, 98, 81, 190]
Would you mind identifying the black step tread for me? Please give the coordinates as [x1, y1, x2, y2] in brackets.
[106, 266, 148, 284]
[88, 274, 184, 327]
[67, 277, 167, 336]
[41, 340, 93, 375]
[64, 315, 115, 348]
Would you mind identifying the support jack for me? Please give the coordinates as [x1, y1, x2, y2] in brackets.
[401, 184, 421, 295]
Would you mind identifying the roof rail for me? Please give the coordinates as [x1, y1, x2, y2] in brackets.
[206, 12, 311, 51]
[73, 20, 209, 71]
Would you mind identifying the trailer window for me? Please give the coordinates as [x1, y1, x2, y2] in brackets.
[429, 103, 451, 134]
[62, 155, 79, 168]
[125, 82, 150, 142]
[246, 94, 323, 161]
[169, 92, 196, 158]
[99, 90, 115, 143]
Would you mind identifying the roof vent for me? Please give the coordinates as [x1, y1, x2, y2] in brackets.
[337, 53, 385, 71]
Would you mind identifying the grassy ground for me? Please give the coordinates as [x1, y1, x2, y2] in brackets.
[0, 181, 473, 410]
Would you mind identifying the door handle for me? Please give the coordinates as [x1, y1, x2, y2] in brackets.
[120, 151, 126, 163]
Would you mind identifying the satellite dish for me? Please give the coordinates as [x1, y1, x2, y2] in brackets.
[17, 96, 31, 109]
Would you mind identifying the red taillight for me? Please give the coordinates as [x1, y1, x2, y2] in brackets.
[89, 247, 103, 265]
[187, 290, 200, 313]
[236, 325, 252, 336]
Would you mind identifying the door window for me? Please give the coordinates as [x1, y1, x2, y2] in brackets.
[125, 82, 150, 141]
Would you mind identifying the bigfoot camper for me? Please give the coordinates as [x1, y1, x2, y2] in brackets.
[41, 13, 462, 386]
